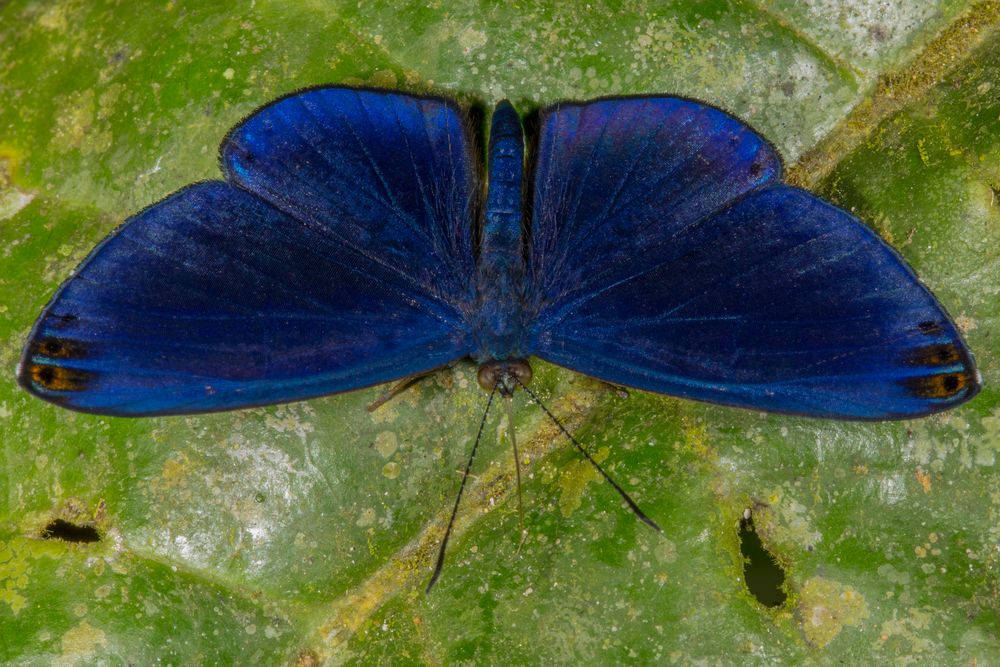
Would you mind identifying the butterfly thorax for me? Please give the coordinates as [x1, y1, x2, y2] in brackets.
[473, 100, 530, 363]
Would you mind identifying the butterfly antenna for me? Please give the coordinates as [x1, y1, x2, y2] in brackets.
[427, 385, 497, 593]
[514, 378, 661, 532]
[504, 394, 527, 552]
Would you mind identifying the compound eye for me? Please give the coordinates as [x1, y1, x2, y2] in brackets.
[510, 359, 532, 387]
[477, 364, 499, 391]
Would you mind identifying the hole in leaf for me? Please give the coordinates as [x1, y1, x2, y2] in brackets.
[739, 509, 786, 607]
[41, 519, 100, 543]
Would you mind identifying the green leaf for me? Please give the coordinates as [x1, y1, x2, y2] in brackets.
[1, 1, 997, 664]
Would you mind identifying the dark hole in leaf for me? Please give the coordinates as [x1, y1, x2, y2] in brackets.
[41, 519, 100, 543]
[739, 510, 786, 607]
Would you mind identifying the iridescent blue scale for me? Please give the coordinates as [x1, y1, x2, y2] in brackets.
[19, 87, 979, 420]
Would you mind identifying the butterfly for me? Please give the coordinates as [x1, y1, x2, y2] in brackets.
[18, 87, 980, 588]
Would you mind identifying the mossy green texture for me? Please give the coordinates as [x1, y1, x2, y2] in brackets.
[0, 1, 997, 664]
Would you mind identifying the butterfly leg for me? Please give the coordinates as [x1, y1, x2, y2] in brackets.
[367, 366, 448, 412]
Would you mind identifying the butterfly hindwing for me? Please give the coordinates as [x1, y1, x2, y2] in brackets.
[19, 88, 479, 416]
[529, 98, 977, 418]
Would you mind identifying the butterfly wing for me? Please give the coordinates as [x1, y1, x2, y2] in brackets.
[19, 88, 478, 416]
[529, 98, 978, 419]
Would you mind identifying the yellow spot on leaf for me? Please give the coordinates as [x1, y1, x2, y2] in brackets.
[295, 650, 320, 667]
[155, 454, 191, 492]
[370, 69, 398, 88]
[915, 467, 932, 493]
[680, 416, 716, 461]
[557, 446, 609, 517]
[38, 5, 69, 31]
[917, 138, 930, 166]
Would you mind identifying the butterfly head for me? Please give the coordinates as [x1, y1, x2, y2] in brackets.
[477, 358, 532, 397]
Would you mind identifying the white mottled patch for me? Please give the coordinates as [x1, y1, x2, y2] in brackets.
[458, 27, 487, 54]
[0, 189, 35, 221]
[878, 472, 906, 505]
[764, 52, 850, 158]
[357, 507, 376, 527]
[909, 407, 1000, 471]
[135, 155, 163, 182]
[171, 534, 198, 563]
[264, 404, 315, 439]
[954, 314, 977, 334]
[776, 0, 940, 73]
[654, 539, 677, 564]
[772, 494, 823, 550]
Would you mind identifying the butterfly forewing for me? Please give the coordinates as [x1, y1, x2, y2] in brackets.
[19, 89, 479, 415]
[528, 98, 978, 418]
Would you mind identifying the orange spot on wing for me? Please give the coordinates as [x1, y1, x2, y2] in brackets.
[900, 371, 970, 399]
[29, 364, 92, 392]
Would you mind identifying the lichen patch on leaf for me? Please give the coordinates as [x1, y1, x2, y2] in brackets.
[797, 576, 869, 648]
[374, 431, 398, 459]
[763, 488, 823, 551]
[54, 620, 108, 667]
[0, 540, 30, 614]
[876, 606, 936, 654]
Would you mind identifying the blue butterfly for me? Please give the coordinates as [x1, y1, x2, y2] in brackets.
[18, 87, 979, 587]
